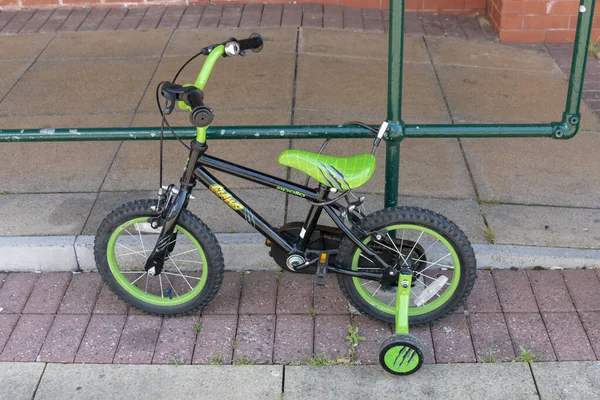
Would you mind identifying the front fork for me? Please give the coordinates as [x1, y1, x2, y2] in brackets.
[144, 140, 206, 275]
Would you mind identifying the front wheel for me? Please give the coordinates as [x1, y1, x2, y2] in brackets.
[337, 206, 476, 326]
[94, 199, 224, 315]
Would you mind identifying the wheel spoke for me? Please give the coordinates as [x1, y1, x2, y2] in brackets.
[361, 280, 376, 286]
[168, 248, 197, 259]
[411, 239, 440, 264]
[414, 259, 454, 270]
[386, 232, 408, 264]
[163, 271, 202, 280]
[404, 231, 424, 266]
[136, 223, 147, 257]
[372, 284, 382, 296]
[131, 272, 147, 285]
[162, 273, 180, 298]
[414, 271, 451, 286]
[116, 243, 146, 258]
[159, 274, 164, 298]
[417, 253, 452, 275]
[167, 257, 203, 265]
[359, 254, 375, 264]
[168, 258, 194, 290]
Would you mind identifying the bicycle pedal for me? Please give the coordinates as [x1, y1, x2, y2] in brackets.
[315, 253, 328, 286]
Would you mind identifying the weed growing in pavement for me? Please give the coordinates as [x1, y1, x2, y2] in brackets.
[478, 349, 499, 363]
[513, 346, 538, 363]
[483, 226, 496, 244]
[233, 356, 255, 365]
[193, 320, 202, 335]
[346, 325, 366, 362]
[311, 308, 317, 320]
[303, 353, 339, 366]
[208, 352, 223, 365]
[170, 355, 185, 366]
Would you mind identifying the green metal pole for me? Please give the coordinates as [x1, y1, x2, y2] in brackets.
[565, 0, 596, 116]
[384, 0, 405, 209]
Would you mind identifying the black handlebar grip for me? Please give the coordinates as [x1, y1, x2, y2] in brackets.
[238, 33, 263, 53]
[184, 87, 204, 109]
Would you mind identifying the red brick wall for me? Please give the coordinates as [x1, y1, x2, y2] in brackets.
[0, 0, 485, 15]
[489, 0, 600, 43]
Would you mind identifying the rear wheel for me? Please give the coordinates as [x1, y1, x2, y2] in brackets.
[337, 206, 476, 326]
[94, 199, 224, 315]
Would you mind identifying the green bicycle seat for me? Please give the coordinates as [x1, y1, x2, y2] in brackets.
[278, 150, 376, 190]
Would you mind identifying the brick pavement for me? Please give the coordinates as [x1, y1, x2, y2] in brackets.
[1, 269, 600, 365]
[0, 5, 498, 41]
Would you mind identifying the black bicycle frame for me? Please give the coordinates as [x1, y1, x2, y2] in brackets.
[193, 152, 391, 275]
[147, 142, 391, 280]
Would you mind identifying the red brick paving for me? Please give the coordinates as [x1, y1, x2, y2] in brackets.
[562, 270, 600, 312]
[152, 315, 199, 365]
[0, 269, 598, 366]
[0, 272, 39, 314]
[192, 314, 237, 364]
[505, 312, 557, 362]
[493, 270, 539, 313]
[543, 312, 596, 361]
[527, 270, 575, 312]
[273, 314, 313, 364]
[431, 313, 476, 363]
[23, 272, 71, 314]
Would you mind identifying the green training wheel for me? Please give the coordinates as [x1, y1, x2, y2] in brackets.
[379, 334, 424, 375]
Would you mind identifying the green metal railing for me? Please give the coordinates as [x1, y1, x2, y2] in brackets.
[0, 0, 596, 208]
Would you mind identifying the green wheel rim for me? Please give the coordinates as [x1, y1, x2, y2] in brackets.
[107, 217, 208, 306]
[351, 224, 461, 317]
[383, 345, 421, 373]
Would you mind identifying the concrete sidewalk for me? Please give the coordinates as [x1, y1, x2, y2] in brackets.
[1, 21, 600, 271]
[5, 362, 600, 400]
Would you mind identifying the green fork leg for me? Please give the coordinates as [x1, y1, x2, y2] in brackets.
[395, 273, 412, 334]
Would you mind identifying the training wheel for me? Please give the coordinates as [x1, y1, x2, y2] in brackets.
[379, 334, 424, 375]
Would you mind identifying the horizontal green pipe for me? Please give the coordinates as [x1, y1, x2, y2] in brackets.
[0, 123, 560, 142]
[403, 123, 556, 138]
[0, 125, 376, 142]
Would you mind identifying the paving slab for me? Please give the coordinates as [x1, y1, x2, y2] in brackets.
[0, 314, 19, 353]
[313, 277, 349, 315]
[40, 29, 171, 59]
[192, 314, 237, 364]
[295, 57, 450, 123]
[276, 273, 313, 315]
[299, 28, 429, 63]
[234, 314, 276, 364]
[427, 36, 560, 72]
[165, 27, 297, 56]
[273, 314, 313, 364]
[0, 236, 78, 272]
[562, 269, 600, 312]
[38, 314, 90, 363]
[505, 312, 557, 362]
[483, 204, 600, 249]
[75, 314, 126, 363]
[0, 58, 158, 116]
[465, 269, 502, 312]
[351, 315, 392, 364]
[470, 313, 515, 362]
[493, 270, 538, 313]
[431, 313, 476, 363]
[0, 33, 53, 60]
[0, 314, 53, 362]
[0, 362, 45, 400]
[527, 270, 575, 312]
[0, 60, 34, 100]
[202, 271, 242, 314]
[113, 314, 163, 364]
[58, 272, 103, 314]
[410, 324, 436, 364]
[543, 312, 596, 361]
[23, 272, 71, 314]
[462, 133, 600, 208]
[36, 364, 283, 400]
[314, 314, 351, 360]
[580, 312, 600, 359]
[438, 64, 600, 129]
[93, 283, 129, 314]
[0, 194, 95, 236]
[152, 315, 199, 365]
[284, 363, 538, 400]
[532, 362, 600, 400]
[239, 271, 278, 314]
[0, 272, 39, 313]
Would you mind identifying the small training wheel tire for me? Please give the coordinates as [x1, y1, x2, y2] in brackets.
[379, 334, 424, 375]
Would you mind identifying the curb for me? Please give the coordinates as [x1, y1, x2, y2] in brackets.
[0, 234, 599, 272]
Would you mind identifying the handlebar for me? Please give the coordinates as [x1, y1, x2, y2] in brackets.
[238, 33, 263, 53]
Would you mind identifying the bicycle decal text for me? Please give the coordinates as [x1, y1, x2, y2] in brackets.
[276, 186, 306, 197]
[209, 184, 245, 210]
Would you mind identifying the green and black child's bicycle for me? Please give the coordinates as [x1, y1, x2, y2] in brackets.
[94, 34, 477, 375]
